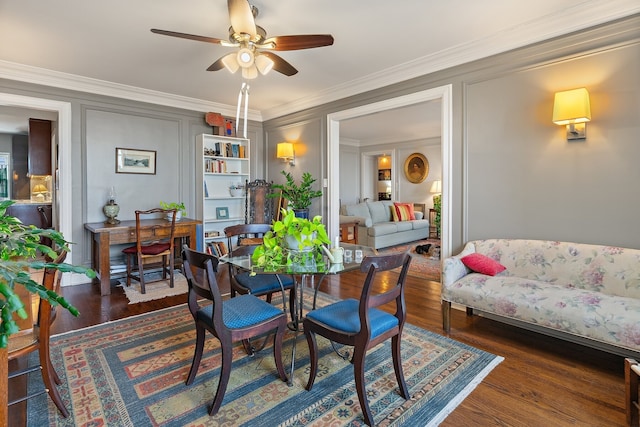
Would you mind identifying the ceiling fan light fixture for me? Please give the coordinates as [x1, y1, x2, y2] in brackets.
[237, 47, 254, 68]
[241, 65, 258, 79]
[220, 52, 240, 73]
[255, 54, 274, 75]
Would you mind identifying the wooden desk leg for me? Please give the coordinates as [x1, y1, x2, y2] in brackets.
[96, 232, 111, 296]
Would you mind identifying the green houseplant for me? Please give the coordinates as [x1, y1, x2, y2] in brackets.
[0, 200, 95, 348]
[159, 201, 187, 220]
[251, 209, 331, 272]
[269, 171, 323, 216]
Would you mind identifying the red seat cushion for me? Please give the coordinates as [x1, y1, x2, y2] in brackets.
[122, 242, 171, 255]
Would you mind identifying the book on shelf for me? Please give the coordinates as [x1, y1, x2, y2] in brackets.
[204, 181, 209, 197]
[231, 144, 239, 158]
[239, 145, 246, 158]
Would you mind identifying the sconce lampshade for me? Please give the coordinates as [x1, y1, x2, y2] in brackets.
[277, 142, 294, 159]
[552, 88, 591, 125]
[430, 180, 442, 193]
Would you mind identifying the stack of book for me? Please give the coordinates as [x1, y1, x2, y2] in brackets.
[206, 241, 228, 257]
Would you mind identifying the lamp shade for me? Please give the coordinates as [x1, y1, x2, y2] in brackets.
[33, 184, 48, 193]
[277, 142, 294, 159]
[552, 88, 591, 125]
[430, 180, 442, 193]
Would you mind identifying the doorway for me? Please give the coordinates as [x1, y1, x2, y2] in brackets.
[327, 85, 453, 259]
[0, 93, 73, 285]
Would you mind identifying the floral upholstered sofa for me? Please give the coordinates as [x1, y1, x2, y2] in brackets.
[442, 239, 640, 356]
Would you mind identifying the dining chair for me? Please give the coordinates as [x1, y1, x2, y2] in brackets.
[303, 252, 412, 426]
[244, 179, 275, 225]
[224, 223, 294, 305]
[122, 208, 177, 294]
[8, 249, 69, 417]
[181, 245, 288, 416]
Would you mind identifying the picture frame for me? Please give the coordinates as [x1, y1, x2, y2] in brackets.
[116, 148, 156, 174]
[378, 169, 391, 181]
[216, 206, 229, 220]
[404, 152, 429, 184]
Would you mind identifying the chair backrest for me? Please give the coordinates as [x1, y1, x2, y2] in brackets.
[181, 245, 224, 325]
[358, 252, 412, 334]
[134, 208, 177, 252]
[244, 179, 274, 224]
[224, 223, 271, 253]
[9, 248, 67, 358]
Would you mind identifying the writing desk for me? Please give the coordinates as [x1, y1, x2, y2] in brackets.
[85, 218, 200, 296]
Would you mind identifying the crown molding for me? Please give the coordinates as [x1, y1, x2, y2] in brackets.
[261, 1, 640, 120]
[0, 60, 263, 122]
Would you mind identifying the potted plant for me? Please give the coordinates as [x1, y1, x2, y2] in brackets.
[0, 200, 95, 348]
[269, 171, 323, 218]
[159, 201, 187, 221]
[251, 209, 331, 272]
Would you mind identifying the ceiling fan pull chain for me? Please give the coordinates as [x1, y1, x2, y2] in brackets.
[235, 82, 250, 139]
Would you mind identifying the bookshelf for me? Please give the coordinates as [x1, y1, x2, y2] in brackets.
[195, 134, 250, 252]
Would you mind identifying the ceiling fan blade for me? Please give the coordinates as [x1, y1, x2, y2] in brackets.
[206, 57, 227, 72]
[228, 0, 257, 37]
[263, 34, 334, 51]
[260, 52, 298, 76]
[150, 28, 229, 45]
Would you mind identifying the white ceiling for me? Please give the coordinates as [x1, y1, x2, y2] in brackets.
[0, 0, 638, 139]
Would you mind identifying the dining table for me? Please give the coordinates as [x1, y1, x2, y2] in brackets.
[222, 242, 377, 385]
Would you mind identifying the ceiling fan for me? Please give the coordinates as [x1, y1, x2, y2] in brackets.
[151, 0, 334, 79]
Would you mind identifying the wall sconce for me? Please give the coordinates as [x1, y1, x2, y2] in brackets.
[552, 88, 591, 140]
[276, 142, 295, 166]
[430, 180, 442, 194]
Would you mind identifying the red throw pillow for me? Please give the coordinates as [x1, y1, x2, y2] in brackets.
[461, 253, 506, 276]
[393, 202, 415, 221]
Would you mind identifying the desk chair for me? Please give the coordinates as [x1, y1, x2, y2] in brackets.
[303, 252, 412, 426]
[181, 246, 288, 416]
[8, 250, 69, 417]
[122, 208, 177, 294]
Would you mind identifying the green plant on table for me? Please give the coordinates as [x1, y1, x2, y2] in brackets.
[251, 209, 331, 272]
[269, 171, 323, 211]
[159, 201, 187, 216]
[0, 200, 96, 348]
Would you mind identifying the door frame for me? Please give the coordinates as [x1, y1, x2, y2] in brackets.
[327, 84, 453, 259]
[0, 93, 72, 285]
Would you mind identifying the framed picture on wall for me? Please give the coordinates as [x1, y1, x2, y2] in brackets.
[403, 152, 429, 184]
[116, 148, 156, 174]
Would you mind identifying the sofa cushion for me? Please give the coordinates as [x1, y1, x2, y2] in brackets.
[394, 221, 414, 232]
[367, 201, 392, 224]
[461, 253, 506, 276]
[393, 202, 415, 221]
[345, 203, 372, 226]
[367, 222, 398, 237]
[410, 219, 430, 230]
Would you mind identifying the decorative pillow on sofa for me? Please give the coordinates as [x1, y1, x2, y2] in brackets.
[460, 253, 506, 276]
[392, 202, 415, 221]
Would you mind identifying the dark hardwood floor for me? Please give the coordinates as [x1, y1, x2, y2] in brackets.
[10, 270, 627, 426]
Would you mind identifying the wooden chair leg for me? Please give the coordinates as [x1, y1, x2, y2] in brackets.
[273, 323, 288, 382]
[392, 334, 409, 399]
[137, 253, 146, 294]
[442, 300, 451, 333]
[168, 253, 175, 288]
[304, 327, 318, 391]
[626, 358, 639, 427]
[186, 326, 205, 386]
[39, 343, 69, 417]
[209, 338, 233, 416]
[125, 254, 132, 287]
[353, 347, 374, 426]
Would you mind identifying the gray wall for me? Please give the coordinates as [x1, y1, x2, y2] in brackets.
[263, 15, 640, 252]
[0, 81, 264, 271]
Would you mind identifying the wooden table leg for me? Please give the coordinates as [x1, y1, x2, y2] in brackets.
[96, 232, 111, 296]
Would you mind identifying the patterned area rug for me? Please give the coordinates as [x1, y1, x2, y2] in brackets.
[28, 293, 502, 426]
[117, 271, 188, 304]
[378, 239, 442, 282]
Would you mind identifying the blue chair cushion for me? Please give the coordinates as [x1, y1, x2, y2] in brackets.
[235, 272, 294, 295]
[197, 294, 283, 330]
[306, 298, 399, 339]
